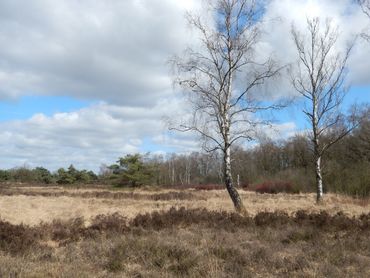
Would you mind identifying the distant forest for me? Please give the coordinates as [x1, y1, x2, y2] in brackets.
[1, 108, 369, 197]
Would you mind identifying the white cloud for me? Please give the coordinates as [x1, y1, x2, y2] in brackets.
[250, 121, 298, 142]
[0, 99, 190, 171]
[152, 133, 200, 153]
[262, 0, 370, 89]
[1, 0, 368, 103]
[0, 0, 197, 105]
[0, 0, 369, 171]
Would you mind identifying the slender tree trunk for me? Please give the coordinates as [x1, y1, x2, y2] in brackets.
[315, 155, 323, 203]
[171, 164, 175, 185]
[224, 145, 245, 212]
[222, 53, 245, 213]
[313, 95, 323, 203]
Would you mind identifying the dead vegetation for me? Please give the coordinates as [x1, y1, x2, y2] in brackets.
[0, 186, 369, 276]
[0, 186, 369, 226]
[0, 207, 370, 277]
[0, 187, 204, 201]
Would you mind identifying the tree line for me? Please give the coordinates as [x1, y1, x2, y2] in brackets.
[0, 165, 98, 185]
[1, 108, 368, 197]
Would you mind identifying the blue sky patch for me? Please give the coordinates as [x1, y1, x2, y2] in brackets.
[0, 95, 94, 122]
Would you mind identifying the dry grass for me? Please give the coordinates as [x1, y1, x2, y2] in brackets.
[0, 185, 369, 226]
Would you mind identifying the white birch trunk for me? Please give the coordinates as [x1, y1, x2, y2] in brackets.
[222, 48, 245, 212]
[313, 95, 324, 203]
[223, 144, 244, 212]
[315, 155, 323, 202]
[222, 88, 244, 211]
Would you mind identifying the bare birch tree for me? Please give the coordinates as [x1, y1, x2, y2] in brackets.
[290, 18, 354, 203]
[171, 0, 282, 212]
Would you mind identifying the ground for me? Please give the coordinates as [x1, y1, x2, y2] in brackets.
[0, 184, 369, 277]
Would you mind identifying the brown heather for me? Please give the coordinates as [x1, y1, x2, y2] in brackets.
[0, 186, 370, 277]
[0, 209, 370, 277]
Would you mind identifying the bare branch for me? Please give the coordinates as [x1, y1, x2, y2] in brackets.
[290, 17, 356, 202]
[170, 0, 287, 211]
[358, 0, 370, 18]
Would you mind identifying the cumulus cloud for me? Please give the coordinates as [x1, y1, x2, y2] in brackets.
[0, 0, 198, 105]
[0, 0, 369, 170]
[0, 98, 192, 171]
[262, 0, 370, 89]
[0, 0, 203, 170]
[1, 0, 368, 103]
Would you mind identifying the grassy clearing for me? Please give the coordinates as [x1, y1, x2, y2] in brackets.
[0, 207, 370, 277]
[0, 185, 369, 226]
[0, 187, 204, 201]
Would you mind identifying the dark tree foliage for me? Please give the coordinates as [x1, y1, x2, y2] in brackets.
[34, 167, 53, 184]
[56, 165, 98, 185]
[108, 154, 157, 187]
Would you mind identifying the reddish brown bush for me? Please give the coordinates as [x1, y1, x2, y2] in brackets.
[0, 208, 369, 258]
[48, 217, 85, 242]
[254, 211, 290, 226]
[254, 181, 298, 194]
[168, 184, 224, 191]
[131, 207, 249, 230]
[88, 213, 128, 234]
[194, 184, 224, 190]
[0, 219, 40, 254]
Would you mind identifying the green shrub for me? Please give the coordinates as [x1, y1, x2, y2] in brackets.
[0, 170, 11, 182]
[34, 167, 54, 184]
[56, 168, 75, 184]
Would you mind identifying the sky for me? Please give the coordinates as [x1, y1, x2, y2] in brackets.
[0, 0, 369, 172]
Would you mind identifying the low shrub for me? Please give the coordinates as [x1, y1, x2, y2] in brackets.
[0, 208, 369, 257]
[194, 184, 224, 190]
[105, 238, 199, 275]
[151, 191, 201, 200]
[0, 189, 206, 201]
[0, 219, 40, 254]
[254, 181, 299, 194]
[254, 211, 290, 226]
[48, 217, 85, 243]
[89, 213, 128, 234]
[167, 184, 224, 191]
[1, 207, 370, 277]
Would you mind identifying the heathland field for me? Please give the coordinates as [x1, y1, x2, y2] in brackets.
[0, 185, 370, 277]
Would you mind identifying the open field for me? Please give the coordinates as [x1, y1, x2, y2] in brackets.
[0, 185, 370, 277]
[0, 185, 369, 226]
